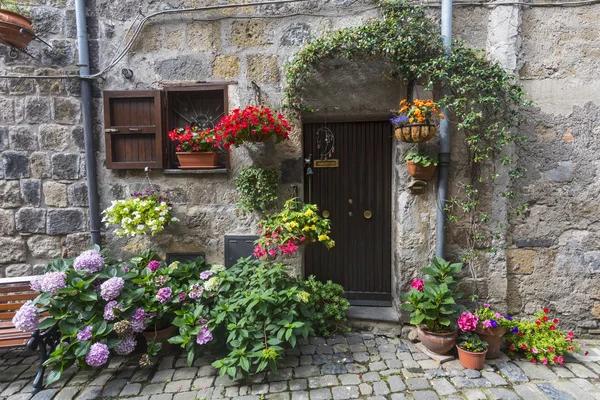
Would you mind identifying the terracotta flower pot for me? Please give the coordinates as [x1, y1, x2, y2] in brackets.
[142, 325, 178, 353]
[395, 124, 437, 143]
[407, 161, 436, 180]
[417, 326, 458, 355]
[475, 325, 506, 359]
[176, 151, 218, 169]
[457, 346, 488, 370]
[0, 10, 34, 49]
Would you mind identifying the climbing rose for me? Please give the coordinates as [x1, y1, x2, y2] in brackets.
[115, 336, 137, 356]
[73, 249, 104, 272]
[410, 279, 424, 292]
[12, 301, 39, 332]
[100, 277, 124, 301]
[200, 270, 213, 280]
[458, 312, 479, 332]
[196, 325, 213, 345]
[156, 287, 172, 303]
[103, 301, 122, 321]
[85, 343, 110, 367]
[77, 326, 93, 341]
[147, 260, 161, 273]
[40, 272, 67, 293]
[129, 308, 147, 333]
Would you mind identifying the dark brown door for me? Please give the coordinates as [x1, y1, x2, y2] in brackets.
[303, 121, 393, 306]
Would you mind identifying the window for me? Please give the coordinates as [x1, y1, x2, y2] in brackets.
[103, 84, 229, 170]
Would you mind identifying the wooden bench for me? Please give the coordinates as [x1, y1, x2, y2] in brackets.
[0, 276, 59, 394]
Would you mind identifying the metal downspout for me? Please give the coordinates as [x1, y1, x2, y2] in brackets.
[75, 0, 102, 246]
[436, 0, 453, 258]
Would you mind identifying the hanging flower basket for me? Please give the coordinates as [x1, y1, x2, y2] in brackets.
[0, 10, 34, 49]
[395, 124, 437, 143]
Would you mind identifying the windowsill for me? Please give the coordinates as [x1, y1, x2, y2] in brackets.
[163, 168, 228, 175]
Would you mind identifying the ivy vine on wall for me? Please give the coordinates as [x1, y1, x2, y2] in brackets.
[282, 0, 531, 270]
[234, 166, 280, 214]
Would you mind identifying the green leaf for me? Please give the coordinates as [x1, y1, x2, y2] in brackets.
[38, 318, 56, 330]
[45, 365, 63, 386]
[168, 336, 185, 345]
[78, 290, 97, 302]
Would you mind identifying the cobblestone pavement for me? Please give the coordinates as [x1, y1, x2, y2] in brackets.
[0, 332, 599, 400]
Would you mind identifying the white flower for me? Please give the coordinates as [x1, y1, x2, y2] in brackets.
[160, 202, 167, 207]
[171, 217, 179, 222]
[159, 217, 165, 222]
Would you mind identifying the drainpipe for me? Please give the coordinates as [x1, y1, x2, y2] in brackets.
[435, 0, 453, 258]
[75, 0, 102, 246]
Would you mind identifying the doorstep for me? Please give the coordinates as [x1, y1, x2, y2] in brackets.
[347, 306, 403, 337]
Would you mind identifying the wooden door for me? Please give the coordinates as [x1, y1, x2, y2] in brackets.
[303, 121, 393, 306]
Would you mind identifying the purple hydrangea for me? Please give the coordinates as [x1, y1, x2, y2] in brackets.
[73, 250, 104, 273]
[100, 277, 125, 301]
[77, 325, 93, 341]
[196, 325, 213, 345]
[40, 272, 67, 294]
[129, 308, 147, 333]
[178, 292, 186, 301]
[103, 301, 122, 321]
[115, 336, 137, 355]
[200, 270, 213, 280]
[147, 260, 161, 273]
[85, 342, 110, 367]
[30, 276, 43, 292]
[189, 283, 204, 299]
[12, 301, 39, 332]
[156, 287, 172, 303]
[155, 276, 167, 286]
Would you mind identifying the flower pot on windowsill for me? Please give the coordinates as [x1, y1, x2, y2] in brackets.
[395, 124, 437, 143]
[0, 10, 34, 49]
[407, 161, 436, 180]
[176, 151, 219, 169]
[457, 346, 488, 370]
[417, 326, 458, 355]
[475, 325, 506, 359]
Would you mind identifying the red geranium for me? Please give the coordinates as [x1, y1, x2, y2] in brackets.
[168, 125, 217, 152]
[214, 105, 291, 149]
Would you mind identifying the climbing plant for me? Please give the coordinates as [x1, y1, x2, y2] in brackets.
[234, 166, 280, 213]
[282, 0, 531, 270]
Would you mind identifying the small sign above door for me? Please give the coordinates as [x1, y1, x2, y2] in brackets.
[314, 159, 339, 168]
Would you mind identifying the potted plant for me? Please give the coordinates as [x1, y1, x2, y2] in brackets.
[404, 150, 438, 180]
[401, 257, 465, 354]
[456, 332, 489, 370]
[234, 166, 280, 213]
[214, 105, 291, 149]
[254, 198, 335, 259]
[473, 303, 515, 359]
[168, 125, 220, 169]
[0, 1, 33, 49]
[390, 99, 444, 143]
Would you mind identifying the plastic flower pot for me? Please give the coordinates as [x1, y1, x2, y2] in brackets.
[475, 325, 506, 359]
[176, 151, 218, 169]
[394, 124, 437, 143]
[0, 10, 34, 49]
[407, 161, 436, 180]
[417, 326, 458, 355]
[457, 346, 488, 370]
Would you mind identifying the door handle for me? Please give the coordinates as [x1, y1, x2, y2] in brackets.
[364, 211, 373, 219]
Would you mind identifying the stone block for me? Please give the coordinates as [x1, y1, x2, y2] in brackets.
[68, 182, 88, 207]
[44, 181, 68, 207]
[21, 179, 41, 207]
[30, 152, 51, 178]
[39, 124, 75, 151]
[5, 264, 32, 277]
[16, 207, 46, 233]
[232, 20, 266, 47]
[47, 209, 85, 235]
[27, 235, 62, 259]
[132, 25, 163, 52]
[9, 78, 35, 95]
[0, 210, 15, 235]
[51, 153, 79, 180]
[0, 237, 26, 263]
[24, 97, 52, 123]
[0, 126, 8, 150]
[0, 180, 22, 208]
[155, 56, 211, 81]
[0, 98, 15, 124]
[514, 238, 554, 248]
[3, 151, 30, 179]
[166, 28, 185, 50]
[42, 39, 76, 66]
[9, 126, 38, 151]
[66, 232, 92, 257]
[246, 55, 280, 83]
[53, 97, 81, 124]
[30, 7, 63, 35]
[213, 55, 240, 79]
[281, 22, 311, 46]
[507, 249, 536, 275]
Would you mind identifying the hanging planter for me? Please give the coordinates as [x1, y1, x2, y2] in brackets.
[169, 125, 220, 169]
[390, 99, 443, 143]
[395, 124, 437, 143]
[0, 8, 34, 49]
[404, 150, 438, 180]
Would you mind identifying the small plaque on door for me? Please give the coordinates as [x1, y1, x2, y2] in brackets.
[314, 159, 339, 168]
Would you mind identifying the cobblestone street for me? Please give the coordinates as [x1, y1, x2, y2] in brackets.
[0, 333, 598, 400]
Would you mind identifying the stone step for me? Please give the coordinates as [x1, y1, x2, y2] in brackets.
[347, 306, 403, 337]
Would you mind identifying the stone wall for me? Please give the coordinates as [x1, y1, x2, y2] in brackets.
[0, 0, 599, 334]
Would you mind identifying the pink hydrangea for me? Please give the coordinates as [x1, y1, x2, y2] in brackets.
[30, 276, 43, 292]
[12, 301, 39, 332]
[115, 336, 136, 355]
[410, 279, 424, 292]
[196, 325, 213, 345]
[77, 326, 93, 341]
[189, 284, 204, 299]
[147, 260, 161, 273]
[103, 301, 122, 321]
[40, 272, 67, 293]
[458, 312, 479, 332]
[73, 250, 104, 273]
[128, 308, 147, 333]
[100, 277, 124, 301]
[157, 287, 172, 303]
[85, 342, 110, 367]
[200, 270, 213, 280]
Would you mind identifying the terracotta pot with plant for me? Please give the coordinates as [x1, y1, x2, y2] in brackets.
[404, 150, 438, 180]
[168, 125, 219, 169]
[401, 257, 465, 355]
[457, 332, 488, 370]
[390, 99, 444, 143]
[473, 303, 514, 359]
[0, 1, 34, 49]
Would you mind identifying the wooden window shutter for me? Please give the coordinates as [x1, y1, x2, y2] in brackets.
[103, 91, 164, 169]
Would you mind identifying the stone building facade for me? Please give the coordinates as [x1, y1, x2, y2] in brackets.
[0, 0, 598, 334]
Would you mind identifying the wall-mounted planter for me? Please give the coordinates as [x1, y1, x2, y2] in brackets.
[395, 124, 437, 143]
[0, 10, 34, 49]
[407, 161, 436, 180]
[176, 151, 219, 169]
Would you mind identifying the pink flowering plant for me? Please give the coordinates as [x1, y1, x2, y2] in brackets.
[401, 257, 466, 333]
[473, 302, 516, 330]
[254, 198, 335, 259]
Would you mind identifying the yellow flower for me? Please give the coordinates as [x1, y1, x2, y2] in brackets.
[282, 217, 287, 222]
[304, 209, 314, 217]
[289, 221, 299, 228]
[312, 217, 318, 223]
[318, 234, 329, 242]
[327, 240, 336, 249]
[310, 225, 317, 231]
[302, 226, 310, 232]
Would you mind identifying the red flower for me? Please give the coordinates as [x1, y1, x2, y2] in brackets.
[542, 316, 549, 322]
[585, 351, 589, 356]
[531, 359, 537, 363]
[543, 307, 549, 314]
[522, 344, 527, 350]
[553, 318, 559, 324]
[518, 332, 524, 337]
[536, 320, 542, 326]
[548, 346, 555, 352]
[509, 345, 515, 351]
[549, 325, 556, 331]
